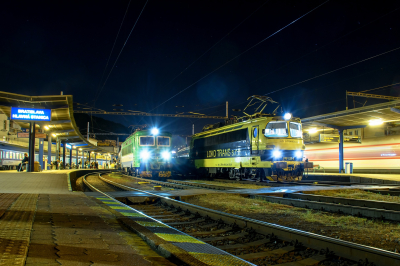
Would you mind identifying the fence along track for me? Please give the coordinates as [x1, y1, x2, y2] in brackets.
[97, 173, 400, 266]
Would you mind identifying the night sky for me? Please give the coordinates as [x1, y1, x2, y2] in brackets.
[1, 1, 400, 136]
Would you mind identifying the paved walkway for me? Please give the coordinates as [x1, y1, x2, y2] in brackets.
[0, 192, 175, 266]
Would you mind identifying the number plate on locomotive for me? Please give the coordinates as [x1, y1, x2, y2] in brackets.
[283, 157, 294, 161]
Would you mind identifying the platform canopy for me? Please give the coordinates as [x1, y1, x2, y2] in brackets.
[0, 91, 115, 154]
[300, 100, 400, 173]
[301, 99, 400, 130]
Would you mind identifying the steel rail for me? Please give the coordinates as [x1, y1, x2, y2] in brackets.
[165, 179, 244, 190]
[98, 173, 400, 266]
[129, 176, 242, 190]
[127, 176, 198, 190]
[83, 172, 254, 266]
[251, 195, 400, 221]
[286, 192, 400, 211]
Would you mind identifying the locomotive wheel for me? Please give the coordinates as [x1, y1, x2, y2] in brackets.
[229, 169, 236, 179]
[295, 175, 303, 181]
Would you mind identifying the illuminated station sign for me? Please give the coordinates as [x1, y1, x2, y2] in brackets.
[11, 107, 51, 122]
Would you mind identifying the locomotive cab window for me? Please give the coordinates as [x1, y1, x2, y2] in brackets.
[157, 136, 170, 146]
[139, 136, 155, 146]
[289, 122, 302, 138]
[264, 121, 288, 137]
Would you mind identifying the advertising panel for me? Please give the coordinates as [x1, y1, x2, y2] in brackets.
[11, 107, 51, 122]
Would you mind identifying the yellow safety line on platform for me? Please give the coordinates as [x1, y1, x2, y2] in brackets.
[0, 194, 38, 266]
[95, 196, 254, 266]
[155, 233, 205, 244]
[120, 212, 146, 217]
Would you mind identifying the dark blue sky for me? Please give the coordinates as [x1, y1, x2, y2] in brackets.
[1, 0, 400, 135]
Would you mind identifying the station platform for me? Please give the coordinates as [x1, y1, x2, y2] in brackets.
[304, 172, 400, 184]
[0, 170, 252, 265]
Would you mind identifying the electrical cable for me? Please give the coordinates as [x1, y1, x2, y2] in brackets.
[250, 6, 400, 86]
[265, 45, 400, 96]
[149, 0, 330, 112]
[280, 60, 400, 102]
[95, 0, 149, 102]
[94, 0, 132, 101]
[165, 0, 271, 86]
[360, 82, 400, 93]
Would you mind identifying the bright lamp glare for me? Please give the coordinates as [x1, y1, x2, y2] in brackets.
[295, 151, 302, 158]
[151, 128, 159, 135]
[273, 150, 282, 158]
[369, 119, 383, 126]
[284, 113, 292, 120]
[308, 128, 318, 134]
[161, 151, 171, 160]
[140, 150, 151, 160]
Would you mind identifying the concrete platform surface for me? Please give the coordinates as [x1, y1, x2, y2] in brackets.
[0, 192, 175, 266]
[0, 169, 111, 194]
[0, 172, 70, 194]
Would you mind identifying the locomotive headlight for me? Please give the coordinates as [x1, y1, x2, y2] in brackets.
[295, 151, 303, 158]
[161, 151, 171, 160]
[284, 113, 292, 120]
[151, 128, 159, 135]
[140, 150, 151, 160]
[273, 150, 282, 158]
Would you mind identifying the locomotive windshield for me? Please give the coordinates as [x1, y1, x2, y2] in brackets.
[157, 136, 170, 146]
[139, 136, 155, 146]
[289, 122, 302, 138]
[264, 121, 288, 137]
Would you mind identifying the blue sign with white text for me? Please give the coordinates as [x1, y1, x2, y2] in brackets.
[11, 107, 51, 122]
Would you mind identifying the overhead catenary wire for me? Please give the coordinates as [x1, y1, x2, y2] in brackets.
[265, 45, 400, 96]
[249, 6, 400, 87]
[94, 0, 132, 101]
[360, 82, 400, 93]
[149, 0, 330, 113]
[165, 0, 271, 86]
[95, 0, 149, 102]
[278, 60, 400, 104]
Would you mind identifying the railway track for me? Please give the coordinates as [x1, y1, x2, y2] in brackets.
[252, 193, 400, 221]
[82, 172, 400, 266]
[114, 174, 400, 221]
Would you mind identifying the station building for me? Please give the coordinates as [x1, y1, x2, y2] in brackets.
[0, 91, 117, 171]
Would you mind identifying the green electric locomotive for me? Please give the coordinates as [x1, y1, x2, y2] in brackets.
[189, 96, 312, 181]
[120, 128, 172, 179]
